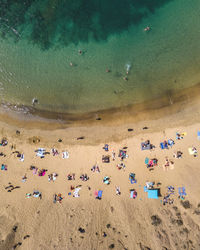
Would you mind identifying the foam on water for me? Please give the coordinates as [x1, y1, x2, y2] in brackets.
[0, 0, 200, 115]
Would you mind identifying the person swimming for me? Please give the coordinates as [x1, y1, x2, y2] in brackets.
[125, 63, 131, 75]
[144, 26, 151, 31]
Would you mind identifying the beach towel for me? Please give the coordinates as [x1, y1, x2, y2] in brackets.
[178, 187, 186, 197]
[20, 154, 24, 162]
[168, 139, 174, 147]
[73, 187, 81, 197]
[130, 190, 137, 199]
[145, 157, 149, 165]
[160, 142, 168, 149]
[33, 191, 41, 198]
[97, 190, 103, 199]
[141, 142, 151, 150]
[147, 189, 158, 199]
[94, 190, 98, 198]
[160, 142, 164, 149]
[62, 151, 69, 159]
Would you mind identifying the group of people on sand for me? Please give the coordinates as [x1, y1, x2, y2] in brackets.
[1, 126, 192, 205]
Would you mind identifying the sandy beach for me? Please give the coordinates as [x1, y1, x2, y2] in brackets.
[0, 91, 200, 250]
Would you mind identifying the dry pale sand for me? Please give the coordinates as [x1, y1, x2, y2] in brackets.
[0, 98, 200, 250]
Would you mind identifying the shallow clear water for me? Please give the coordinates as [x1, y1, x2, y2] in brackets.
[0, 0, 200, 114]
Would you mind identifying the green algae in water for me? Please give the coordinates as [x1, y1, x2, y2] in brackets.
[0, 0, 200, 114]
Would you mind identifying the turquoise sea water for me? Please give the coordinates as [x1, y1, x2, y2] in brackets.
[0, 0, 200, 114]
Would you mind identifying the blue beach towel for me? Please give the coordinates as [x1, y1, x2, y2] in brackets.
[147, 189, 158, 199]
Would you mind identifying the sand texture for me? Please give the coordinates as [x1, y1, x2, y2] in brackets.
[0, 117, 200, 250]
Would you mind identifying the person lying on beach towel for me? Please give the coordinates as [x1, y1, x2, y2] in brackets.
[117, 163, 126, 170]
[176, 132, 186, 140]
[1, 164, 7, 171]
[38, 169, 47, 176]
[103, 176, 110, 185]
[51, 148, 59, 156]
[102, 155, 110, 163]
[115, 186, 121, 195]
[33, 191, 42, 199]
[129, 173, 137, 184]
[118, 150, 128, 160]
[188, 147, 197, 157]
[130, 189, 137, 199]
[22, 174, 27, 183]
[53, 193, 64, 203]
[62, 151, 69, 159]
[48, 173, 58, 182]
[0, 138, 8, 146]
[141, 140, 154, 150]
[35, 148, 46, 158]
[95, 190, 103, 200]
[173, 151, 183, 159]
[91, 165, 100, 173]
[160, 141, 168, 149]
[67, 173, 75, 180]
[73, 188, 81, 197]
[103, 144, 109, 151]
[163, 158, 174, 171]
[80, 174, 89, 181]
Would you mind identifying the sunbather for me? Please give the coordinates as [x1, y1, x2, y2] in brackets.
[115, 186, 121, 195]
[173, 151, 183, 159]
[67, 173, 75, 180]
[102, 155, 110, 163]
[80, 174, 89, 181]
